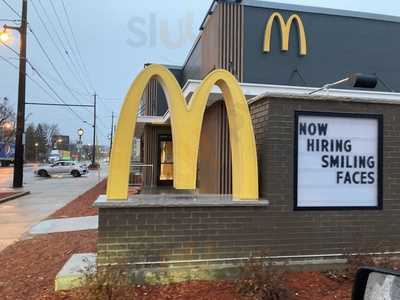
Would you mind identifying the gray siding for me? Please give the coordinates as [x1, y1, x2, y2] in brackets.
[243, 5, 400, 91]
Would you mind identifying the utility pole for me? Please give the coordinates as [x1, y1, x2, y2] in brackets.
[91, 93, 97, 167]
[109, 111, 114, 159]
[11, 0, 28, 188]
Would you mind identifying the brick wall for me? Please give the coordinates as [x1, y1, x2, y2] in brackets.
[97, 96, 400, 270]
[97, 205, 273, 267]
[250, 97, 400, 255]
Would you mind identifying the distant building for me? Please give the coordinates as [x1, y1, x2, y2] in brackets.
[51, 135, 70, 150]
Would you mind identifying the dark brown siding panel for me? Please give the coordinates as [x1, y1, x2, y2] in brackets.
[219, 2, 244, 81]
[198, 103, 221, 193]
[200, 3, 222, 77]
[144, 79, 158, 116]
[198, 101, 232, 194]
[143, 125, 157, 186]
[221, 103, 232, 194]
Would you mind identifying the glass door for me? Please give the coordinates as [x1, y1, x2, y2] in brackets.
[158, 135, 173, 186]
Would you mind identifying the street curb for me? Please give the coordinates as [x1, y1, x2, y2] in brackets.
[0, 191, 31, 204]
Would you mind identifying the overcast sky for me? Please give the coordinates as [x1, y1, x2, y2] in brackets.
[1, 0, 400, 145]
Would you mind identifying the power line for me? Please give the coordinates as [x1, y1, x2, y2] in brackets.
[35, 0, 90, 94]
[48, 0, 91, 94]
[97, 96, 123, 101]
[32, 67, 91, 97]
[96, 95, 114, 112]
[60, 0, 94, 91]
[28, 25, 93, 111]
[30, 0, 90, 96]
[0, 54, 87, 123]
[1, 0, 21, 18]
[0, 18, 18, 22]
[29, 67, 87, 123]
[0, 39, 19, 56]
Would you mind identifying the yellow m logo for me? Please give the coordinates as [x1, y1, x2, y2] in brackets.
[263, 12, 307, 56]
[107, 65, 259, 201]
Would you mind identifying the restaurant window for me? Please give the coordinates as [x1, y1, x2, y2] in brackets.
[158, 135, 173, 185]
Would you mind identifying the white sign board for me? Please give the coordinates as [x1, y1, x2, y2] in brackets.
[295, 112, 382, 209]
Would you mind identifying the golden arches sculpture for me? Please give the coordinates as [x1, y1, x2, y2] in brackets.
[263, 12, 307, 56]
[106, 64, 259, 200]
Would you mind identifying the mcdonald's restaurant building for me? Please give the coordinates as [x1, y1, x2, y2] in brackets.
[95, 0, 400, 280]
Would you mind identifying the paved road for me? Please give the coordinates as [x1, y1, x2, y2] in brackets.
[0, 165, 36, 189]
[0, 164, 107, 251]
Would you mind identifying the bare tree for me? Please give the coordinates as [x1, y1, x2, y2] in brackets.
[0, 97, 16, 143]
[0, 97, 15, 126]
[41, 123, 59, 148]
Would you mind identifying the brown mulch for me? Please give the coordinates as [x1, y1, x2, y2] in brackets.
[0, 177, 354, 300]
[62, 272, 352, 300]
[132, 276, 351, 300]
[0, 192, 17, 199]
[286, 271, 353, 300]
[0, 230, 97, 300]
[49, 179, 107, 219]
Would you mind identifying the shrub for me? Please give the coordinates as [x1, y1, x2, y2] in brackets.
[236, 255, 293, 300]
[71, 263, 136, 300]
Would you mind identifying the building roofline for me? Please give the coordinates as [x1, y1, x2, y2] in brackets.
[182, 79, 400, 105]
[144, 63, 182, 70]
[148, 80, 400, 127]
[183, 0, 400, 73]
[242, 0, 400, 24]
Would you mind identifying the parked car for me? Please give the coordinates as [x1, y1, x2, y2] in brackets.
[34, 161, 88, 177]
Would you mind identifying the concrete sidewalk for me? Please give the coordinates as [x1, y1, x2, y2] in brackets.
[29, 216, 98, 235]
[0, 166, 107, 251]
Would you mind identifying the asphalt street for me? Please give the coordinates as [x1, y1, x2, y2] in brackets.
[0, 164, 107, 251]
[0, 165, 36, 189]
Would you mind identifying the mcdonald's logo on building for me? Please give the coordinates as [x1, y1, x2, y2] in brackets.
[107, 64, 259, 201]
[263, 12, 307, 56]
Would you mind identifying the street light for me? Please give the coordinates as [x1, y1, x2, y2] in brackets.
[34, 142, 39, 162]
[0, 29, 9, 43]
[77, 128, 84, 161]
[2, 0, 28, 188]
[78, 128, 84, 139]
[3, 122, 13, 130]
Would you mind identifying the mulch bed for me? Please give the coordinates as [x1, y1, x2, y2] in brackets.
[49, 179, 107, 219]
[0, 192, 18, 201]
[0, 192, 17, 199]
[0, 178, 356, 300]
[0, 230, 97, 300]
[0, 232, 355, 300]
[61, 272, 352, 300]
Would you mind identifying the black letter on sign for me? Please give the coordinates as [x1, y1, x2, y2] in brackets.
[318, 123, 328, 136]
[299, 123, 307, 135]
[308, 123, 316, 135]
[337, 171, 343, 184]
[368, 172, 375, 184]
[321, 155, 329, 168]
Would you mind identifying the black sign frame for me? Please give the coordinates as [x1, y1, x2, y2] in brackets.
[294, 111, 383, 211]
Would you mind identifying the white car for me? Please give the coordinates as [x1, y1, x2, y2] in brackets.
[34, 161, 88, 178]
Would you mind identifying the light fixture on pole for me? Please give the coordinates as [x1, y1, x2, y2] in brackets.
[309, 73, 378, 95]
[34, 142, 39, 162]
[0, 28, 9, 43]
[78, 128, 84, 141]
[77, 128, 84, 161]
[2, 0, 29, 189]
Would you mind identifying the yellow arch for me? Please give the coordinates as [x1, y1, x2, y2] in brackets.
[263, 12, 307, 56]
[107, 64, 259, 200]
